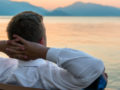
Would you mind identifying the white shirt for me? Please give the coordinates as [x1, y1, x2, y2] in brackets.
[0, 48, 104, 90]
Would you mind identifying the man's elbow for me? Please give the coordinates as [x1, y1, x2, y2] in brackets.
[79, 59, 105, 88]
[87, 59, 104, 88]
[95, 59, 104, 76]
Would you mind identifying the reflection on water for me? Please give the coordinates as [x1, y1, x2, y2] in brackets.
[0, 16, 120, 89]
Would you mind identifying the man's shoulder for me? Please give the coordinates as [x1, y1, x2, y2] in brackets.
[0, 57, 18, 82]
[0, 57, 18, 67]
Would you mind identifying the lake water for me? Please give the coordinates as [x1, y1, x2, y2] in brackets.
[0, 16, 120, 90]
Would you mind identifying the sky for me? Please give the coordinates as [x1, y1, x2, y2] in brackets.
[11, 0, 120, 10]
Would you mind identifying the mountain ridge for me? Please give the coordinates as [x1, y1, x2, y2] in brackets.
[0, 0, 48, 15]
[0, 0, 120, 16]
[53, 2, 120, 16]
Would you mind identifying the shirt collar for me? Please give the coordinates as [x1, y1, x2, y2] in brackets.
[18, 58, 45, 67]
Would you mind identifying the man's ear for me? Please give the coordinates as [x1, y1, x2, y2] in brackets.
[39, 37, 44, 45]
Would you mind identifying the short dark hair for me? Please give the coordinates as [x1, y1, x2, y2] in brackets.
[7, 11, 45, 42]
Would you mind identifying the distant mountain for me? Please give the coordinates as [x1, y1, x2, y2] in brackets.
[0, 0, 120, 16]
[0, 0, 48, 15]
[53, 2, 120, 16]
[46, 9, 69, 16]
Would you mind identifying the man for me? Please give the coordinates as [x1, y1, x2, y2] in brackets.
[0, 11, 106, 89]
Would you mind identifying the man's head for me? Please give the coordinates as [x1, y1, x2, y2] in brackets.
[7, 11, 47, 46]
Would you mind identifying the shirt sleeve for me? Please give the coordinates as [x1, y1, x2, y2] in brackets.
[46, 48, 104, 88]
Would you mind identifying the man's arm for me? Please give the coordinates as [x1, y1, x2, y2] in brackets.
[0, 41, 7, 52]
[6, 35, 105, 88]
[46, 48, 104, 87]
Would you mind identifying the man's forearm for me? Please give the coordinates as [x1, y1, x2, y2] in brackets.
[0, 41, 4, 51]
[0, 41, 7, 52]
[38, 46, 49, 59]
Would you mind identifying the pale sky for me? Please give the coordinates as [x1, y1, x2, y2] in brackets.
[11, 0, 120, 10]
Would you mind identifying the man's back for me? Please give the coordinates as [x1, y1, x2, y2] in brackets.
[0, 48, 105, 90]
[1, 58, 85, 90]
[5, 58, 85, 90]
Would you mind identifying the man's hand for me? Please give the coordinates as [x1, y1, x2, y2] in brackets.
[0, 40, 21, 57]
[6, 35, 49, 60]
[103, 69, 108, 83]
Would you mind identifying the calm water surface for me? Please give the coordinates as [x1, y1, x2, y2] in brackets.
[0, 16, 120, 90]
